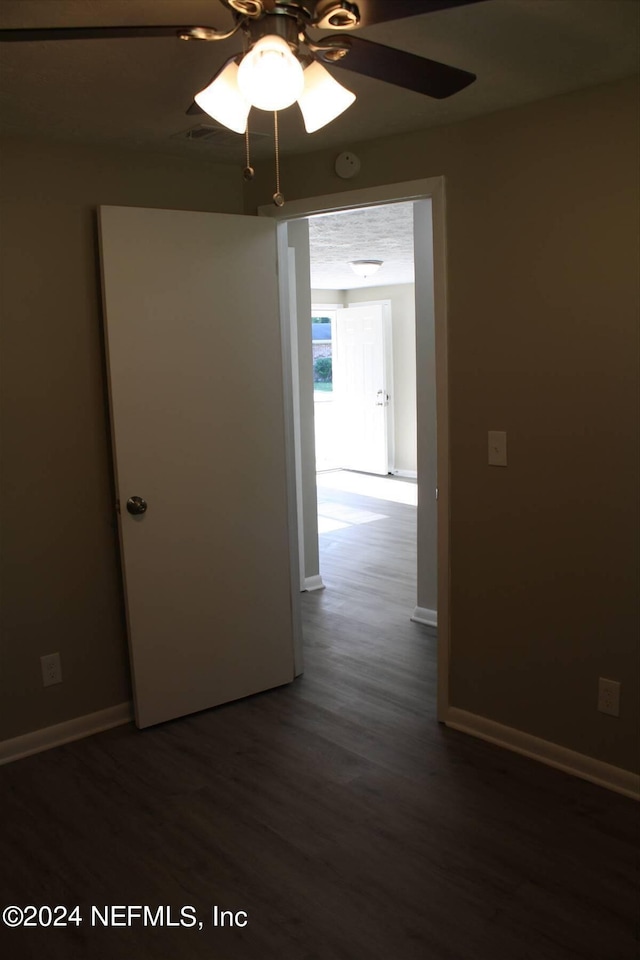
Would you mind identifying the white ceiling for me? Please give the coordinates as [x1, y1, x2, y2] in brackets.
[1, 1, 637, 290]
[309, 202, 415, 290]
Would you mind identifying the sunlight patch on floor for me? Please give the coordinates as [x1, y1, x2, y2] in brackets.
[317, 470, 418, 506]
[317, 515, 350, 534]
[317, 501, 388, 534]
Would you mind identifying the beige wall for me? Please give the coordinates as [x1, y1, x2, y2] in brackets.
[312, 290, 343, 305]
[0, 139, 243, 740]
[255, 77, 640, 773]
[1, 75, 638, 776]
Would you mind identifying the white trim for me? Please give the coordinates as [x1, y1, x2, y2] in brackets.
[0, 702, 134, 766]
[445, 707, 640, 801]
[276, 223, 305, 676]
[303, 575, 325, 592]
[287, 246, 306, 591]
[260, 177, 449, 720]
[259, 179, 443, 221]
[411, 606, 437, 628]
[393, 469, 418, 479]
[429, 186, 450, 723]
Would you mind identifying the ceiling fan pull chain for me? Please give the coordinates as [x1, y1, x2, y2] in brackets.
[243, 123, 255, 181]
[273, 111, 285, 207]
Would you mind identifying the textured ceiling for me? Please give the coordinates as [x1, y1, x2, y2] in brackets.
[0, 0, 638, 163]
[309, 202, 415, 290]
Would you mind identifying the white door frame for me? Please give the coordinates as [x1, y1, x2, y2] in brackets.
[260, 177, 450, 720]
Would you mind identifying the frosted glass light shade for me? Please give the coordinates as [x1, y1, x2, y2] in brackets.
[350, 260, 383, 278]
[297, 61, 356, 133]
[194, 60, 250, 134]
[237, 35, 304, 111]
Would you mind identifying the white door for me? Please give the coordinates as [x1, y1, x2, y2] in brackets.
[99, 205, 296, 728]
[333, 303, 391, 475]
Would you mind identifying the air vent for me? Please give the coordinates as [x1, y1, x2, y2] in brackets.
[174, 123, 270, 147]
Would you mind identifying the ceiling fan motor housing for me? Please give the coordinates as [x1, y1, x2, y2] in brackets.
[226, 0, 265, 17]
[315, 1, 361, 29]
[243, 10, 302, 52]
[0, 1, 480, 106]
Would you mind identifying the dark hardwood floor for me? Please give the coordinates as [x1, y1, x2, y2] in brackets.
[1, 475, 637, 959]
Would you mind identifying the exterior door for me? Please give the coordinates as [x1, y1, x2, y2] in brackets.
[99, 205, 296, 728]
[333, 302, 391, 475]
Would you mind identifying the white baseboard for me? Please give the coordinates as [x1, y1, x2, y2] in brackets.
[393, 469, 418, 479]
[0, 702, 134, 766]
[445, 707, 640, 800]
[302, 575, 325, 592]
[411, 606, 437, 631]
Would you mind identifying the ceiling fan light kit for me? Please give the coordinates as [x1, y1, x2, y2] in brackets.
[195, 41, 356, 136]
[237, 33, 305, 110]
[298, 61, 356, 132]
[0, 0, 482, 204]
[194, 60, 251, 134]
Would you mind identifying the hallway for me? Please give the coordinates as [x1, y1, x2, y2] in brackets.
[315, 469, 418, 623]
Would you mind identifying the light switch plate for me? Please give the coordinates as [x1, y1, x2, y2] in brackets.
[488, 430, 507, 466]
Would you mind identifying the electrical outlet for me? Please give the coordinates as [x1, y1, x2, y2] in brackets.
[597, 677, 620, 717]
[40, 652, 62, 687]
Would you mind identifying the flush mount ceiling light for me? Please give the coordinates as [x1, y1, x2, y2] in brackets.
[0, 1, 483, 204]
[350, 259, 383, 278]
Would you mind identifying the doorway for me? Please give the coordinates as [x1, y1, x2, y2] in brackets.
[307, 201, 414, 478]
[312, 300, 396, 476]
[306, 202, 417, 635]
[261, 177, 449, 719]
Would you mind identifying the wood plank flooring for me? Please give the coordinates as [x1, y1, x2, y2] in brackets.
[0, 474, 637, 960]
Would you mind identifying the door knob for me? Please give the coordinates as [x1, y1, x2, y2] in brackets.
[126, 496, 148, 516]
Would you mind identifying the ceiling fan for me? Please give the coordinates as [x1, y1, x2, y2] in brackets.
[0, 0, 483, 202]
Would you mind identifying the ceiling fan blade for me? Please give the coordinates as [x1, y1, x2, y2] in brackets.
[0, 25, 220, 43]
[318, 36, 475, 99]
[314, 0, 485, 30]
